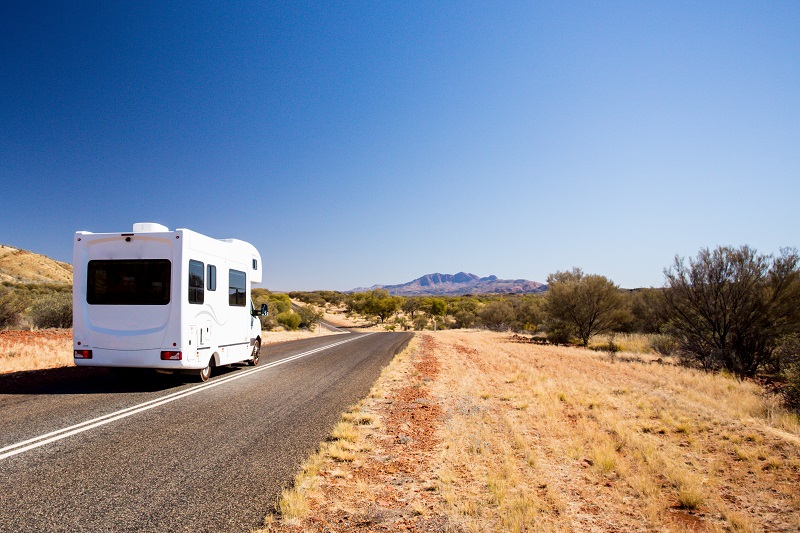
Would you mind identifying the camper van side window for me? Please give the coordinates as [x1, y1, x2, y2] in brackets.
[189, 260, 204, 304]
[229, 269, 246, 307]
[207, 265, 216, 291]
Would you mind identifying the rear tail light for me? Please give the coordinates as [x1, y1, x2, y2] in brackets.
[74, 349, 93, 359]
[160, 351, 182, 360]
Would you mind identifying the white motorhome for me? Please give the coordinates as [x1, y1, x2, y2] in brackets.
[72, 223, 267, 381]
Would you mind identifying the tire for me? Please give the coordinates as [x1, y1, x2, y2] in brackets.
[251, 339, 261, 366]
[199, 359, 213, 382]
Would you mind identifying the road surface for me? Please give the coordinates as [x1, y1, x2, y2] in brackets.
[0, 331, 412, 532]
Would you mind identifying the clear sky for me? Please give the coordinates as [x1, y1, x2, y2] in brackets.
[2, 1, 798, 291]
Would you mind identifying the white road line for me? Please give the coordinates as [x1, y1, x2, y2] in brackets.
[0, 333, 373, 461]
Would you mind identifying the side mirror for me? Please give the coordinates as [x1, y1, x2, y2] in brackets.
[261, 303, 268, 316]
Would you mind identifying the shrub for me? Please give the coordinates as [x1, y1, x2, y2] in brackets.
[663, 246, 800, 377]
[784, 363, 800, 413]
[0, 285, 24, 328]
[546, 326, 573, 346]
[651, 334, 679, 356]
[297, 305, 323, 330]
[277, 311, 302, 331]
[478, 300, 515, 331]
[413, 315, 429, 331]
[28, 292, 72, 328]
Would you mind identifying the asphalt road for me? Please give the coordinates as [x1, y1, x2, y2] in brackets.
[0, 331, 412, 532]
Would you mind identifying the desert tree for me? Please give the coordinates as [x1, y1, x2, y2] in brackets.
[663, 245, 800, 377]
[423, 297, 447, 319]
[511, 295, 542, 332]
[363, 289, 402, 323]
[478, 299, 515, 331]
[451, 297, 480, 329]
[544, 268, 625, 347]
[401, 297, 424, 319]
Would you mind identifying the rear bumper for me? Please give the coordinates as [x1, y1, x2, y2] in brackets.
[73, 348, 209, 370]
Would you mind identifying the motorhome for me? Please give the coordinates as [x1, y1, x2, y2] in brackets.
[72, 223, 266, 381]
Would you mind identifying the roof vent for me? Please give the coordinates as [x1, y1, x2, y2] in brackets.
[133, 222, 169, 233]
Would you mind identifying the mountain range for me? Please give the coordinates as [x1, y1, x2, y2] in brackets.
[351, 272, 546, 296]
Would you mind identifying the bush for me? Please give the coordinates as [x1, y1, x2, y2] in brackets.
[478, 300, 515, 331]
[650, 334, 679, 356]
[0, 285, 24, 328]
[784, 363, 800, 413]
[413, 315, 429, 331]
[546, 326, 573, 346]
[297, 305, 323, 330]
[28, 292, 72, 328]
[663, 246, 800, 377]
[277, 311, 302, 331]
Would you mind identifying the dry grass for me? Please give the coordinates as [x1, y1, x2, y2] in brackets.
[264, 330, 800, 532]
[0, 244, 73, 284]
[0, 329, 73, 374]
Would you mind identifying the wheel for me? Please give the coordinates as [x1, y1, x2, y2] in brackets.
[251, 339, 261, 366]
[199, 359, 213, 382]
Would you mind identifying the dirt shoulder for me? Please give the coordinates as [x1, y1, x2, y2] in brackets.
[261, 330, 800, 532]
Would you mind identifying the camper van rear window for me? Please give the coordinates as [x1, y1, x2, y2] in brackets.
[87, 260, 171, 305]
[229, 269, 246, 307]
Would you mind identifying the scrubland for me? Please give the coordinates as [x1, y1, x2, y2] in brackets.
[265, 330, 800, 532]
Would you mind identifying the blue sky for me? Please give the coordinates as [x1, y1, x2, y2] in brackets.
[2, 1, 798, 291]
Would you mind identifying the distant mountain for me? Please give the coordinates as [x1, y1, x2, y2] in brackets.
[0, 244, 73, 284]
[351, 272, 546, 296]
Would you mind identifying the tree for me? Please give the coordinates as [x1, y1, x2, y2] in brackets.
[451, 297, 480, 329]
[296, 304, 324, 330]
[401, 297, 423, 319]
[663, 246, 800, 377]
[424, 298, 447, 318]
[511, 295, 542, 332]
[478, 299, 515, 331]
[362, 289, 402, 323]
[544, 268, 625, 347]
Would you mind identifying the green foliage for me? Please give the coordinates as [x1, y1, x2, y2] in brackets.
[424, 297, 447, 318]
[663, 246, 800, 377]
[28, 292, 72, 328]
[296, 304, 324, 330]
[277, 311, 302, 330]
[289, 291, 327, 307]
[625, 288, 669, 334]
[544, 268, 625, 347]
[0, 285, 24, 328]
[784, 362, 800, 413]
[546, 326, 573, 345]
[650, 334, 679, 356]
[255, 291, 293, 330]
[361, 289, 403, 323]
[478, 299, 515, 331]
[401, 298, 424, 318]
[413, 315, 429, 331]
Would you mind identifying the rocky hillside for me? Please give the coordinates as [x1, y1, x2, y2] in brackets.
[352, 272, 546, 296]
[0, 245, 73, 284]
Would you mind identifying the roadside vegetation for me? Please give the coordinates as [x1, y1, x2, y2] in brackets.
[263, 330, 800, 532]
[0, 282, 72, 330]
[288, 245, 800, 413]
